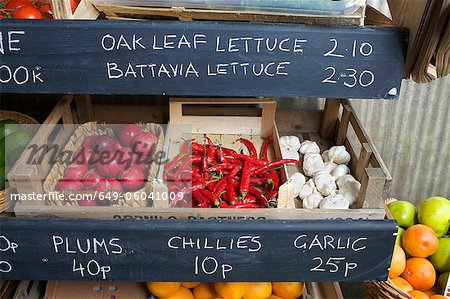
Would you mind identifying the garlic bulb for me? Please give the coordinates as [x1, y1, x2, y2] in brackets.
[319, 194, 350, 209]
[303, 193, 323, 209]
[288, 173, 306, 197]
[339, 180, 361, 205]
[328, 146, 351, 165]
[281, 148, 300, 160]
[303, 153, 324, 177]
[331, 164, 350, 178]
[314, 172, 336, 196]
[322, 150, 330, 162]
[280, 136, 301, 152]
[323, 162, 338, 174]
[336, 174, 357, 189]
[299, 179, 317, 200]
[299, 140, 320, 155]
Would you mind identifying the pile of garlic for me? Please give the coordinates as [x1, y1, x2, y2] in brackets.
[280, 136, 361, 210]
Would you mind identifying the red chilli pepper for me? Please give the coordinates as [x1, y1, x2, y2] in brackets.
[226, 177, 237, 205]
[249, 186, 268, 207]
[260, 137, 271, 162]
[232, 154, 267, 166]
[238, 138, 257, 157]
[270, 170, 279, 189]
[199, 189, 220, 207]
[207, 163, 234, 173]
[253, 159, 302, 176]
[213, 176, 228, 195]
[239, 160, 252, 197]
[226, 203, 263, 209]
[216, 148, 226, 163]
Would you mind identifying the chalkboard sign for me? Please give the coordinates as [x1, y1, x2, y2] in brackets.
[0, 20, 407, 99]
[0, 218, 397, 282]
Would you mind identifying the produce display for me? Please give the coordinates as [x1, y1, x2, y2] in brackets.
[279, 136, 359, 209]
[0, 0, 79, 19]
[163, 137, 301, 208]
[387, 196, 450, 298]
[0, 119, 32, 190]
[53, 123, 159, 206]
[146, 281, 305, 299]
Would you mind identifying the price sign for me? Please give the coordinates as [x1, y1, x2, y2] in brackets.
[0, 218, 397, 282]
[0, 20, 407, 99]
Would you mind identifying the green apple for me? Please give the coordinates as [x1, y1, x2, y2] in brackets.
[388, 200, 417, 228]
[429, 237, 450, 272]
[418, 196, 450, 237]
[437, 272, 449, 294]
[395, 227, 405, 247]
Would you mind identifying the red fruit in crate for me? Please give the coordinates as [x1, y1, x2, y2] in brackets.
[95, 178, 123, 206]
[5, 0, 33, 10]
[64, 163, 89, 181]
[93, 135, 117, 155]
[38, 3, 52, 18]
[118, 124, 143, 147]
[69, 0, 79, 13]
[72, 147, 94, 166]
[13, 6, 43, 19]
[132, 132, 157, 156]
[82, 168, 102, 189]
[55, 180, 83, 191]
[119, 167, 145, 191]
[82, 135, 97, 149]
[96, 155, 126, 178]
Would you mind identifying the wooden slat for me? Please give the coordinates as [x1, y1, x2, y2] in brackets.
[75, 95, 94, 123]
[365, 5, 395, 27]
[357, 168, 386, 210]
[320, 98, 340, 140]
[336, 104, 352, 145]
[94, 4, 364, 26]
[355, 143, 373, 181]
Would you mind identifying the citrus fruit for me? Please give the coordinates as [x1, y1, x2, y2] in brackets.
[214, 282, 250, 299]
[146, 282, 181, 297]
[424, 289, 435, 297]
[267, 295, 283, 299]
[402, 258, 436, 291]
[403, 224, 439, 257]
[182, 282, 202, 289]
[388, 200, 417, 228]
[272, 282, 304, 299]
[391, 277, 414, 293]
[0, 119, 21, 140]
[193, 283, 218, 299]
[437, 272, 449, 293]
[429, 236, 450, 272]
[161, 286, 194, 299]
[396, 227, 405, 247]
[409, 290, 430, 299]
[243, 282, 272, 299]
[430, 295, 447, 299]
[389, 245, 407, 278]
[418, 196, 450, 238]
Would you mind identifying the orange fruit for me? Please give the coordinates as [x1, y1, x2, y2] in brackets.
[402, 258, 436, 291]
[182, 282, 202, 289]
[391, 277, 414, 293]
[424, 289, 436, 296]
[147, 282, 181, 297]
[409, 290, 430, 299]
[214, 282, 250, 299]
[430, 295, 447, 299]
[389, 245, 407, 278]
[193, 283, 219, 299]
[272, 282, 304, 299]
[267, 295, 283, 299]
[403, 224, 439, 258]
[243, 282, 272, 299]
[161, 286, 194, 299]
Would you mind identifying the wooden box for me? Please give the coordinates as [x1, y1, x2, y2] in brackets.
[10, 96, 391, 220]
[51, 0, 100, 19]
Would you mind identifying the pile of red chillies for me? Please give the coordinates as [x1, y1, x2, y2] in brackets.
[163, 136, 302, 208]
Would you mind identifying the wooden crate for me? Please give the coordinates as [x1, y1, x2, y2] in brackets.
[51, 0, 100, 19]
[92, 3, 365, 26]
[11, 97, 390, 220]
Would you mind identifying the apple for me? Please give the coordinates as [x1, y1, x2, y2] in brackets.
[429, 237, 450, 273]
[395, 227, 405, 247]
[388, 200, 417, 228]
[418, 196, 450, 237]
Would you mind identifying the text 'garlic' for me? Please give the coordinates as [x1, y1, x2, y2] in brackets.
[327, 146, 351, 165]
[299, 140, 320, 155]
[303, 193, 323, 209]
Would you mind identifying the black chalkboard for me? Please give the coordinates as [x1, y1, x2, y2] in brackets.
[0, 20, 407, 99]
[0, 218, 397, 282]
